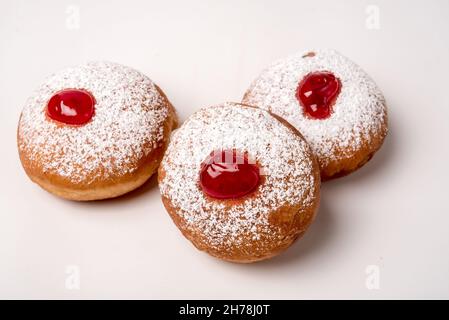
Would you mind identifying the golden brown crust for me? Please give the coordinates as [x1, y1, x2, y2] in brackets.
[320, 111, 388, 181]
[18, 86, 178, 201]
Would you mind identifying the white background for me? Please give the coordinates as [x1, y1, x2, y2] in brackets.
[1, 0, 448, 299]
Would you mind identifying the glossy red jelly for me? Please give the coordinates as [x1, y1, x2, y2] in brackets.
[46, 89, 95, 125]
[199, 149, 260, 199]
[296, 71, 341, 119]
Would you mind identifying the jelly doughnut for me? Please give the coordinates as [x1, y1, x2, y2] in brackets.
[158, 103, 320, 263]
[243, 49, 388, 180]
[17, 61, 177, 200]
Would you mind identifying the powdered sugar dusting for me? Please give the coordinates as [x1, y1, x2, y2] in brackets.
[18, 61, 170, 184]
[243, 49, 387, 168]
[159, 103, 318, 252]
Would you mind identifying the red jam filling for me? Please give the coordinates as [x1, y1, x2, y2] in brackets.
[46, 89, 95, 125]
[199, 149, 260, 199]
[296, 71, 341, 119]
